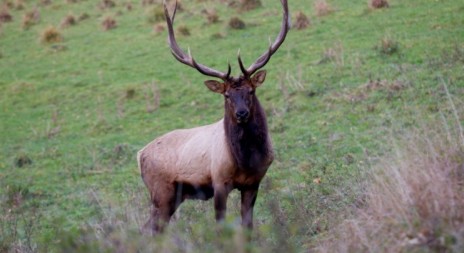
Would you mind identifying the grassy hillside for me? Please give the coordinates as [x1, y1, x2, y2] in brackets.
[1, 0, 463, 252]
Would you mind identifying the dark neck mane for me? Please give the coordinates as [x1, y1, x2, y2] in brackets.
[224, 97, 272, 171]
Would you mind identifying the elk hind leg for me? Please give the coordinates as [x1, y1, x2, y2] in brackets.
[143, 183, 181, 235]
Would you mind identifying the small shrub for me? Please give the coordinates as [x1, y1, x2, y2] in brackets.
[376, 35, 399, 55]
[78, 12, 90, 21]
[60, 13, 77, 28]
[153, 23, 164, 34]
[294, 11, 310, 30]
[21, 8, 40, 29]
[6, 184, 30, 207]
[239, 0, 261, 11]
[15, 154, 32, 168]
[141, 0, 156, 7]
[177, 25, 190, 36]
[125, 2, 133, 11]
[369, 0, 389, 9]
[211, 32, 224, 40]
[205, 9, 219, 24]
[101, 16, 117, 30]
[40, 26, 63, 43]
[314, 0, 333, 17]
[13, 0, 25, 10]
[98, 0, 116, 10]
[146, 6, 165, 24]
[228, 17, 245, 29]
[0, 7, 13, 23]
[40, 0, 52, 6]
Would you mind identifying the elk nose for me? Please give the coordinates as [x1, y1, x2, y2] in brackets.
[236, 110, 249, 120]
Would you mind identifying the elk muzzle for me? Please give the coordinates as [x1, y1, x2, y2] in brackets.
[235, 109, 250, 123]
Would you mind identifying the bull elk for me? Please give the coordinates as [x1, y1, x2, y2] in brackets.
[137, 0, 289, 234]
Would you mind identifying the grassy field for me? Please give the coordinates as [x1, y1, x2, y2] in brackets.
[1, 0, 463, 252]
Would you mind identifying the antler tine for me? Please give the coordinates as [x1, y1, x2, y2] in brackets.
[237, 49, 247, 76]
[243, 0, 290, 77]
[164, 0, 231, 80]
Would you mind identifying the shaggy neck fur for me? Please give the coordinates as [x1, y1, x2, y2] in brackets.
[223, 96, 271, 172]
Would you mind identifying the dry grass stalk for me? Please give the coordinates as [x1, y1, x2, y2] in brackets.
[40, 26, 63, 43]
[145, 82, 160, 113]
[294, 11, 310, 30]
[21, 8, 40, 29]
[60, 13, 77, 28]
[314, 0, 333, 17]
[369, 0, 389, 9]
[101, 16, 117, 31]
[315, 97, 464, 252]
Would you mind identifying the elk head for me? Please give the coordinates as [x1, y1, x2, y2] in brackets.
[164, 0, 289, 124]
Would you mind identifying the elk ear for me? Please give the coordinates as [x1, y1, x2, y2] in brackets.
[204, 80, 225, 94]
[251, 70, 267, 88]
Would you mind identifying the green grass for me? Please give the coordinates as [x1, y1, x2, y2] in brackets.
[1, 0, 463, 252]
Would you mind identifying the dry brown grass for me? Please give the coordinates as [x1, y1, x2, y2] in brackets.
[78, 12, 90, 21]
[177, 25, 190, 36]
[229, 16, 245, 29]
[369, 0, 389, 9]
[0, 7, 13, 23]
[315, 90, 464, 252]
[153, 23, 165, 34]
[12, 0, 25, 10]
[21, 8, 40, 30]
[204, 8, 219, 24]
[146, 5, 165, 24]
[98, 0, 116, 10]
[239, 0, 261, 11]
[60, 13, 77, 28]
[294, 11, 310, 30]
[40, 25, 63, 43]
[101, 16, 117, 31]
[376, 34, 399, 55]
[314, 0, 333, 17]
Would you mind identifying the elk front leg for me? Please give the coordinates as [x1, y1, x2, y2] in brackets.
[214, 183, 232, 222]
[240, 186, 259, 229]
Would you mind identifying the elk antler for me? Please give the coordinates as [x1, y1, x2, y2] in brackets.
[238, 0, 290, 78]
[164, 1, 231, 80]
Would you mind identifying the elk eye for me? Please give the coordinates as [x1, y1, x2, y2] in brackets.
[249, 90, 255, 95]
[224, 93, 230, 98]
